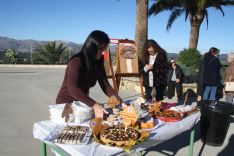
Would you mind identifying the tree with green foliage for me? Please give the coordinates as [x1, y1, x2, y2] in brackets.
[33, 41, 68, 64]
[177, 48, 203, 82]
[177, 48, 202, 70]
[5, 49, 17, 64]
[59, 49, 69, 64]
[149, 0, 234, 49]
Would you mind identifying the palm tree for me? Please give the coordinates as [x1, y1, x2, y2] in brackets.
[5, 49, 17, 64]
[149, 0, 234, 49]
[135, 0, 148, 61]
[33, 41, 68, 64]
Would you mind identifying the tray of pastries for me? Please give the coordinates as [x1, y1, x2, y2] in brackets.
[46, 125, 92, 144]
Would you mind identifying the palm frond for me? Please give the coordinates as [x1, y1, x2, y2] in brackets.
[33, 52, 50, 64]
[53, 42, 68, 64]
[57, 43, 68, 55]
[206, 0, 234, 8]
[214, 5, 225, 16]
[204, 10, 209, 29]
[148, 0, 181, 16]
[185, 10, 189, 21]
[33, 41, 68, 64]
[220, 0, 234, 5]
[167, 8, 185, 31]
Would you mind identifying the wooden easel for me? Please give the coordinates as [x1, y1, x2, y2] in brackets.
[103, 48, 118, 91]
[115, 39, 144, 97]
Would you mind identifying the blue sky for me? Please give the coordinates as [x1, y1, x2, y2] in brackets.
[0, 0, 234, 53]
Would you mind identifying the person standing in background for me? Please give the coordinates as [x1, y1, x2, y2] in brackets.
[202, 47, 221, 100]
[167, 59, 184, 100]
[224, 53, 234, 103]
[139, 39, 169, 102]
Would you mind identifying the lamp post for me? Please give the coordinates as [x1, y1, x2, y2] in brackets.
[31, 42, 33, 64]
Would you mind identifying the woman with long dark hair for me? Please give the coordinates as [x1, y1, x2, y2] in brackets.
[56, 30, 122, 118]
[139, 39, 169, 101]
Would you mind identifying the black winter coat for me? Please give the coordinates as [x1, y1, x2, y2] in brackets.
[203, 53, 221, 86]
[167, 65, 184, 84]
[139, 58, 169, 87]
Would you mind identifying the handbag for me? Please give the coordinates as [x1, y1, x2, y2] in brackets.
[225, 76, 234, 92]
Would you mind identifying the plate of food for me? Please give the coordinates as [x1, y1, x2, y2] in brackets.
[45, 124, 92, 144]
[151, 109, 182, 122]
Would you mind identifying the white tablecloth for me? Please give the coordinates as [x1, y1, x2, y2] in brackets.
[33, 112, 200, 156]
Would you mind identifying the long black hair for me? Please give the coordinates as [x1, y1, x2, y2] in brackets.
[72, 30, 110, 76]
[142, 39, 168, 66]
[140, 39, 169, 86]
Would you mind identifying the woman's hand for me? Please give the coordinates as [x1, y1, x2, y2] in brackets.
[197, 96, 202, 102]
[92, 103, 108, 118]
[176, 79, 180, 83]
[145, 64, 153, 71]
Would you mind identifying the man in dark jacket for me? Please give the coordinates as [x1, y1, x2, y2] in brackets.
[167, 59, 184, 100]
[202, 47, 221, 100]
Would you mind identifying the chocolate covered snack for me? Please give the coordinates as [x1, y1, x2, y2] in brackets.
[54, 125, 89, 144]
[100, 126, 139, 147]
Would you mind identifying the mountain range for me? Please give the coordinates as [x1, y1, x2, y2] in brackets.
[0, 36, 227, 62]
[0, 36, 179, 59]
[0, 36, 83, 54]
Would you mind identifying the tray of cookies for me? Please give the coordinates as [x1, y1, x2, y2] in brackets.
[45, 124, 92, 145]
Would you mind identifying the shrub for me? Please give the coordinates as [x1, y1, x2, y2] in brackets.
[177, 48, 202, 71]
[177, 48, 202, 83]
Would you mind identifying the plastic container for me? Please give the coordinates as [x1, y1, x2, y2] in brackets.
[200, 101, 234, 146]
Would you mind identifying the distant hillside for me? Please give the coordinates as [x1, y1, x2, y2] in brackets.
[0, 37, 83, 54]
[0, 36, 227, 63]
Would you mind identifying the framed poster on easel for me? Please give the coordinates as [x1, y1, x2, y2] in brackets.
[115, 39, 144, 97]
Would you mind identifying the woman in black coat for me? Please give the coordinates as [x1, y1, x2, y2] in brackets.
[139, 39, 169, 101]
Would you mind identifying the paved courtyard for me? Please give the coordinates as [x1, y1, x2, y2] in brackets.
[0, 66, 233, 156]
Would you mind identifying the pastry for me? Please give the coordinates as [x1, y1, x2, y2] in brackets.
[54, 125, 89, 144]
[149, 102, 161, 113]
[119, 106, 137, 127]
[100, 126, 139, 147]
[140, 117, 154, 129]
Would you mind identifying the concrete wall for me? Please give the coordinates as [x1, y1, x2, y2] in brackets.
[0, 64, 67, 68]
